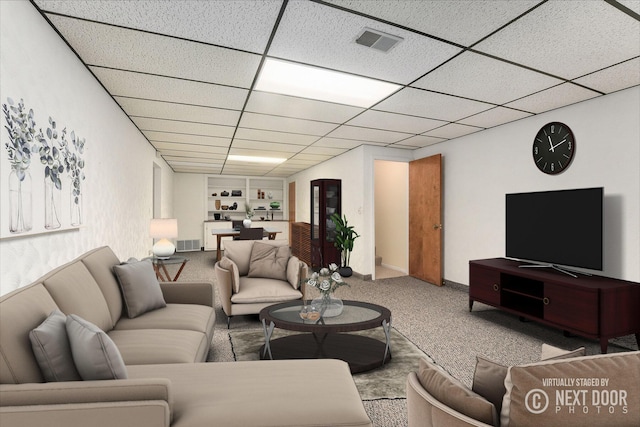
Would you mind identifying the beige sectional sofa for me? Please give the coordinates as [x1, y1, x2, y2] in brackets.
[0, 246, 372, 427]
[215, 239, 309, 327]
[407, 346, 640, 427]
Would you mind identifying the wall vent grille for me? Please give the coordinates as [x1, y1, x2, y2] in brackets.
[355, 27, 403, 53]
[177, 239, 200, 252]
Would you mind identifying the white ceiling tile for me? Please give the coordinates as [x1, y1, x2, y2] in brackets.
[144, 131, 230, 147]
[396, 135, 446, 147]
[327, 125, 411, 144]
[133, 117, 235, 138]
[163, 154, 226, 162]
[423, 123, 483, 139]
[505, 83, 601, 114]
[324, 0, 542, 46]
[47, 15, 261, 88]
[301, 146, 349, 156]
[115, 97, 240, 127]
[573, 58, 640, 94]
[36, 0, 282, 53]
[458, 107, 533, 128]
[617, 0, 640, 15]
[312, 138, 365, 150]
[231, 139, 305, 154]
[239, 112, 337, 136]
[268, 0, 461, 85]
[90, 67, 248, 110]
[245, 91, 363, 123]
[412, 51, 563, 104]
[151, 142, 229, 155]
[376, 87, 494, 122]
[348, 110, 446, 134]
[233, 128, 319, 145]
[474, 0, 640, 80]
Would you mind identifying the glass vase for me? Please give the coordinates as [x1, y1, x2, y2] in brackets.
[70, 187, 82, 226]
[311, 293, 344, 318]
[44, 178, 61, 229]
[9, 169, 32, 233]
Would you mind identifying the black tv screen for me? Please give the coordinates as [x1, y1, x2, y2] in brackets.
[505, 187, 603, 270]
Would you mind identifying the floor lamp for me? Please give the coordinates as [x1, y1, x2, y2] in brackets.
[150, 218, 178, 259]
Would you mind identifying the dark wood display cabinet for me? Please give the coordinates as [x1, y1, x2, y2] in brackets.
[310, 179, 341, 270]
[469, 258, 640, 353]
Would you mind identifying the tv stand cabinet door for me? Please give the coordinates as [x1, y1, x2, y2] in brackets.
[469, 263, 501, 307]
[543, 283, 598, 335]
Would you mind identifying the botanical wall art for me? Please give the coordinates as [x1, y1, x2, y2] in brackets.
[1, 97, 86, 238]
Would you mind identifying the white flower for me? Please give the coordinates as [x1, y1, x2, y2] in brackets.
[310, 271, 319, 280]
[319, 267, 330, 276]
[331, 272, 342, 283]
[319, 280, 331, 291]
[307, 278, 317, 288]
[328, 263, 338, 272]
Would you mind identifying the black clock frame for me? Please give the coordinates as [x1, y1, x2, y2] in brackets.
[532, 122, 575, 175]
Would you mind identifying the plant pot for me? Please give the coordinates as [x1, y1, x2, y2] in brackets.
[338, 266, 353, 277]
[243, 218, 252, 228]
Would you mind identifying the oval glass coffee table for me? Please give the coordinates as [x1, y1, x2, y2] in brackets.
[259, 300, 392, 373]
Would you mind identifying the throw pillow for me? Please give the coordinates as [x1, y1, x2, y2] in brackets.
[113, 259, 166, 318]
[219, 256, 241, 293]
[540, 343, 586, 360]
[66, 314, 128, 380]
[472, 356, 508, 415]
[287, 256, 301, 289]
[247, 242, 290, 281]
[29, 309, 81, 382]
[417, 357, 498, 426]
[501, 351, 640, 427]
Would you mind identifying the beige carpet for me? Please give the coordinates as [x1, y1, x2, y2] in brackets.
[229, 327, 427, 400]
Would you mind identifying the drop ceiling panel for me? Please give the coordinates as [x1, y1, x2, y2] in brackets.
[300, 146, 349, 156]
[47, 15, 261, 88]
[268, 0, 462, 85]
[458, 107, 533, 128]
[231, 139, 306, 153]
[115, 97, 240, 126]
[245, 92, 364, 123]
[90, 67, 249, 110]
[233, 128, 319, 145]
[376, 88, 494, 122]
[505, 83, 601, 114]
[347, 110, 446, 134]
[133, 117, 235, 138]
[162, 154, 226, 162]
[573, 58, 640, 94]
[228, 147, 294, 159]
[324, 0, 543, 46]
[396, 135, 446, 147]
[412, 51, 563, 104]
[423, 123, 483, 140]
[35, 0, 282, 53]
[144, 131, 230, 147]
[312, 137, 368, 150]
[150, 142, 229, 155]
[326, 125, 411, 144]
[474, 0, 640, 80]
[239, 112, 337, 136]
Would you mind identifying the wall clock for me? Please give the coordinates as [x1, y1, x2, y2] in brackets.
[532, 122, 575, 175]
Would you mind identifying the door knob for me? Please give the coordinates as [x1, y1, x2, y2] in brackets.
[433, 224, 442, 230]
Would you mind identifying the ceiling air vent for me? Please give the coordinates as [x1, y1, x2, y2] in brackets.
[355, 27, 403, 53]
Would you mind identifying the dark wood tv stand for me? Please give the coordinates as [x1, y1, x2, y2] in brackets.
[469, 258, 640, 353]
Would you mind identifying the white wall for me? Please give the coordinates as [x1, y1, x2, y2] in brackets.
[0, 1, 174, 295]
[173, 173, 205, 243]
[416, 87, 640, 284]
[374, 160, 408, 272]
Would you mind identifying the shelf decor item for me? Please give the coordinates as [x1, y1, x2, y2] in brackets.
[305, 263, 349, 317]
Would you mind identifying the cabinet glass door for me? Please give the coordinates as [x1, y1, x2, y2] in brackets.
[312, 184, 320, 240]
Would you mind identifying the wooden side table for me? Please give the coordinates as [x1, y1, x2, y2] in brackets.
[144, 256, 189, 282]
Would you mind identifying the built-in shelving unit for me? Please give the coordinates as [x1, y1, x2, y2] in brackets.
[205, 175, 286, 221]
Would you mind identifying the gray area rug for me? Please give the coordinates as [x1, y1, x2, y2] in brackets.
[229, 327, 427, 400]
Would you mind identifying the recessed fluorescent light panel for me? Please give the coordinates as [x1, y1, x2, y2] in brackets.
[227, 155, 286, 164]
[255, 58, 401, 108]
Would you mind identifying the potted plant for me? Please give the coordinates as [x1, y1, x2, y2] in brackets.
[329, 213, 360, 277]
[243, 204, 254, 228]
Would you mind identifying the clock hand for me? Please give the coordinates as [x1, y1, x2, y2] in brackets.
[550, 139, 567, 150]
[547, 135, 554, 152]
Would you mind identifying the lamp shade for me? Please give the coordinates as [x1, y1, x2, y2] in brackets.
[150, 219, 178, 259]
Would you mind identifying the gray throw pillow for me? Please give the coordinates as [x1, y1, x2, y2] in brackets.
[472, 356, 508, 415]
[247, 242, 290, 281]
[66, 314, 128, 380]
[113, 259, 166, 318]
[29, 309, 81, 382]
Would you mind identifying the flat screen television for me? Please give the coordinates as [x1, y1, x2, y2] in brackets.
[505, 187, 603, 271]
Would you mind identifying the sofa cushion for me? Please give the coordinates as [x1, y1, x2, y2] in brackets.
[501, 351, 640, 427]
[219, 256, 241, 293]
[247, 242, 290, 281]
[80, 246, 124, 328]
[287, 256, 302, 289]
[66, 314, 128, 380]
[540, 343, 586, 360]
[231, 277, 303, 304]
[113, 260, 166, 318]
[417, 357, 498, 426]
[114, 303, 216, 336]
[29, 309, 81, 382]
[472, 356, 508, 416]
[42, 262, 113, 333]
[108, 329, 210, 364]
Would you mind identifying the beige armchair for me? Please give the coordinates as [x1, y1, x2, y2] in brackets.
[214, 240, 308, 327]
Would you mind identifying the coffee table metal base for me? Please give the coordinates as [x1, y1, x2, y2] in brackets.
[259, 332, 391, 374]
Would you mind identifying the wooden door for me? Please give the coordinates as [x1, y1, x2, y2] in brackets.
[409, 154, 443, 285]
[288, 181, 295, 245]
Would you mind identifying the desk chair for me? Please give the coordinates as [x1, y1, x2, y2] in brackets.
[231, 220, 243, 231]
[238, 227, 264, 240]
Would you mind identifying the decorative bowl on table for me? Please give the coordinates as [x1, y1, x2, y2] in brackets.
[270, 201, 281, 209]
